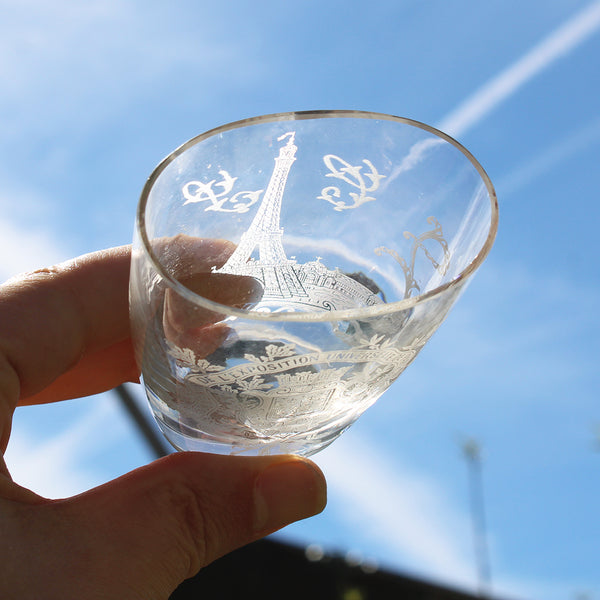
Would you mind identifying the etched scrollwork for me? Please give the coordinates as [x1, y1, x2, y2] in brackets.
[357, 333, 394, 350]
[318, 154, 386, 211]
[182, 170, 263, 213]
[375, 216, 450, 299]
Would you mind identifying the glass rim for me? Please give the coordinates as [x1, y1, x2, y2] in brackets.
[136, 109, 499, 323]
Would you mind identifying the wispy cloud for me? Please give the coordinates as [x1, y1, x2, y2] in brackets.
[2, 4, 597, 598]
[317, 434, 475, 588]
[311, 255, 600, 599]
[497, 114, 600, 198]
[0, 0, 265, 140]
[437, 1, 600, 138]
[5, 394, 122, 498]
[376, 2, 600, 204]
[0, 218, 68, 282]
[308, 6, 600, 597]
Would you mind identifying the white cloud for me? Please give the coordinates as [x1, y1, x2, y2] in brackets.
[382, 137, 445, 188]
[303, 4, 600, 586]
[5, 394, 121, 498]
[1, 4, 596, 598]
[0, 218, 69, 282]
[437, 1, 600, 138]
[0, 0, 265, 139]
[498, 114, 600, 198]
[355, 3, 600, 225]
[316, 433, 476, 589]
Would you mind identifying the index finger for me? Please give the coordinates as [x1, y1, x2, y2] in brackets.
[0, 246, 134, 405]
[1, 237, 254, 408]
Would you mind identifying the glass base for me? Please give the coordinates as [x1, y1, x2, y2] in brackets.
[152, 411, 344, 457]
[144, 381, 355, 457]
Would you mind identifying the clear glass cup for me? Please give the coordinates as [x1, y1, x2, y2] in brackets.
[129, 110, 498, 456]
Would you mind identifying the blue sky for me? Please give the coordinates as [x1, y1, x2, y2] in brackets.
[2, 1, 600, 598]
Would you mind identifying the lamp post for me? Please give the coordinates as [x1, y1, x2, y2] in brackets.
[461, 438, 492, 598]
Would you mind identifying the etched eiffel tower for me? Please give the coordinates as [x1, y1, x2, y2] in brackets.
[220, 131, 308, 299]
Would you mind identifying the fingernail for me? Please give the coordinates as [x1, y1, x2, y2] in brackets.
[253, 458, 327, 534]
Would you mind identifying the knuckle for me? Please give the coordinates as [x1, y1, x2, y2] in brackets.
[159, 476, 209, 578]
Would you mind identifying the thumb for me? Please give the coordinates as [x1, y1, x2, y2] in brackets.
[62, 452, 326, 600]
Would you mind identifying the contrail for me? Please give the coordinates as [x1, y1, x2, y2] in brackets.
[497, 114, 600, 197]
[437, 1, 600, 138]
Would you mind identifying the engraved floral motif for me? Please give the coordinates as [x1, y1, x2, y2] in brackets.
[237, 375, 274, 393]
[167, 343, 226, 371]
[195, 359, 226, 372]
[244, 343, 296, 363]
[357, 333, 394, 350]
[167, 344, 197, 366]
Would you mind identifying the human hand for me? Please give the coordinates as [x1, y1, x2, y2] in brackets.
[0, 245, 327, 600]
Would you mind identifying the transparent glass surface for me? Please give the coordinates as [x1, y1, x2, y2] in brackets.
[129, 110, 498, 456]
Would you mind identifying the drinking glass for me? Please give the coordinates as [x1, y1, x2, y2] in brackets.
[129, 110, 498, 456]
